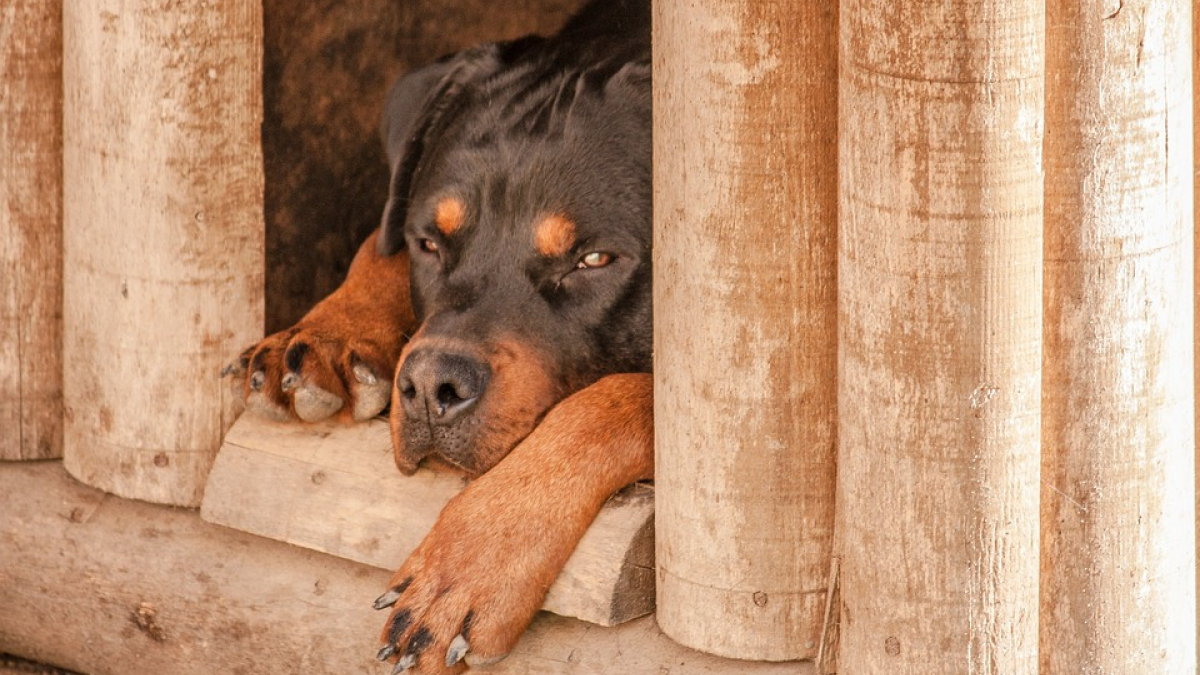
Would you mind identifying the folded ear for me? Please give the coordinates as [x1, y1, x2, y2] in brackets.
[376, 39, 540, 256]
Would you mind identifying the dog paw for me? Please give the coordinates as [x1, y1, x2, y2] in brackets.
[373, 489, 555, 674]
[225, 327, 398, 423]
[223, 232, 416, 424]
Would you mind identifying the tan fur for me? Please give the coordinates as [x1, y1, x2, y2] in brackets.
[380, 374, 654, 674]
[533, 214, 576, 257]
[435, 197, 466, 235]
[242, 229, 417, 422]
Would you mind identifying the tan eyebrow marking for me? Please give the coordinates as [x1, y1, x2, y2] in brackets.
[435, 197, 466, 235]
[534, 214, 577, 257]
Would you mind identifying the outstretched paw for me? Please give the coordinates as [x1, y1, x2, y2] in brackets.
[372, 490, 557, 674]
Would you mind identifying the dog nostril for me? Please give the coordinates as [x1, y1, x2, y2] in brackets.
[436, 383, 463, 407]
[402, 384, 417, 400]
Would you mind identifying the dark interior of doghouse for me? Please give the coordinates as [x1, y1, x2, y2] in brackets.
[263, 0, 588, 332]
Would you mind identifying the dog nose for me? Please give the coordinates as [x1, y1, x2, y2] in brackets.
[395, 349, 490, 425]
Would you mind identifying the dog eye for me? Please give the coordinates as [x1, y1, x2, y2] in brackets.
[417, 238, 440, 254]
[577, 251, 613, 269]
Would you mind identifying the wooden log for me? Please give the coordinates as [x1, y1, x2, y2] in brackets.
[652, 1, 838, 662]
[836, 1, 1043, 673]
[61, 2, 264, 506]
[0, 0, 63, 461]
[1041, 1, 1196, 672]
[0, 460, 812, 675]
[200, 415, 655, 627]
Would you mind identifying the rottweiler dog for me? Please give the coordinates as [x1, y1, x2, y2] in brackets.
[230, 0, 653, 672]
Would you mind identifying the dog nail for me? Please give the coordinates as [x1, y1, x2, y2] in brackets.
[392, 654, 415, 673]
[374, 589, 402, 610]
[281, 372, 300, 392]
[249, 371, 266, 391]
[293, 385, 344, 421]
[220, 361, 243, 378]
[446, 634, 469, 667]
[353, 380, 391, 421]
[377, 644, 397, 662]
[353, 363, 378, 385]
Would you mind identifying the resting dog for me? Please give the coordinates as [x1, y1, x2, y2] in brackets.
[230, 1, 653, 672]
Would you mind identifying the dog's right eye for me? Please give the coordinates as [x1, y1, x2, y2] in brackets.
[417, 238, 440, 254]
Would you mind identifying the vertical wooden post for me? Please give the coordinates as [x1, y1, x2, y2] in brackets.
[1042, 1, 1196, 672]
[653, 1, 838, 661]
[837, 1, 1043, 673]
[62, 2, 264, 506]
[0, 1, 63, 460]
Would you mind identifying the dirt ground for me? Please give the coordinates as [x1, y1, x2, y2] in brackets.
[0, 655, 81, 675]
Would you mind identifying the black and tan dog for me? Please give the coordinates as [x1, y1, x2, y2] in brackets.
[230, 0, 653, 672]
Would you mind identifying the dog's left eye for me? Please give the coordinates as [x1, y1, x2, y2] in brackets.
[577, 251, 613, 269]
[417, 238, 440, 254]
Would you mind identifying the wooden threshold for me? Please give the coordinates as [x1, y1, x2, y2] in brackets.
[200, 414, 655, 626]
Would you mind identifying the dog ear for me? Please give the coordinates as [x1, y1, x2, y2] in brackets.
[376, 40, 539, 256]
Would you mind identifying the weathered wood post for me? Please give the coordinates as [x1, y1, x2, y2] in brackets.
[0, 1, 63, 461]
[62, 2, 265, 506]
[1042, 1, 1196, 672]
[653, 2, 838, 661]
[836, 1, 1043, 672]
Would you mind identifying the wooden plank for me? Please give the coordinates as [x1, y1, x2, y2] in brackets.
[837, 1, 1043, 673]
[0, 0, 63, 460]
[61, 0, 264, 506]
[1041, 1, 1196, 671]
[0, 460, 811, 675]
[200, 414, 655, 627]
[652, 1, 838, 661]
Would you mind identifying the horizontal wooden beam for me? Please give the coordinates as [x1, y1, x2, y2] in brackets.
[200, 415, 655, 626]
[0, 461, 811, 675]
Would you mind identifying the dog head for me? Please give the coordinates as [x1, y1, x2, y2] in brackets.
[376, 35, 651, 476]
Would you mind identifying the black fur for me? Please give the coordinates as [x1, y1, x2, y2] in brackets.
[379, 0, 652, 398]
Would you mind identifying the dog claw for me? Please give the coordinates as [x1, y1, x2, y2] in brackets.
[249, 370, 266, 391]
[220, 359, 246, 378]
[392, 654, 416, 673]
[281, 372, 300, 392]
[374, 589, 402, 610]
[377, 644, 398, 662]
[353, 363, 378, 385]
[293, 384, 344, 421]
[446, 634, 469, 667]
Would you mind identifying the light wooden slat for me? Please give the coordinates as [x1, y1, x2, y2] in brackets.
[200, 415, 655, 627]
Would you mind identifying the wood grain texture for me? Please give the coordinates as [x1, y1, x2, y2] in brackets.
[61, 1, 265, 505]
[200, 415, 655, 627]
[0, 0, 63, 460]
[0, 460, 812, 675]
[1042, 1, 1196, 672]
[653, 1, 838, 661]
[837, 1, 1043, 673]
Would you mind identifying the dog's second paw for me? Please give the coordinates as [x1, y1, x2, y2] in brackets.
[223, 232, 416, 424]
[225, 326, 397, 423]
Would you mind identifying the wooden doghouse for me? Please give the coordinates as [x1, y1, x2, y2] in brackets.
[2, 2, 1198, 674]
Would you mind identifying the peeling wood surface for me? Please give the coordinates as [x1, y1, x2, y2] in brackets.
[0, 0, 63, 460]
[837, 1, 1044, 673]
[1041, 1, 1196, 671]
[201, 415, 655, 627]
[61, 1, 264, 506]
[652, 1, 839, 661]
[0, 461, 811, 675]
